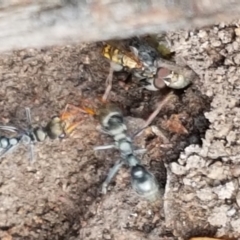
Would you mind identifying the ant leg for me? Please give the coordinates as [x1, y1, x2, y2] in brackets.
[143, 92, 174, 129]
[0, 144, 19, 160]
[64, 121, 83, 136]
[102, 159, 124, 194]
[61, 104, 88, 120]
[133, 92, 174, 139]
[94, 144, 115, 151]
[102, 66, 114, 102]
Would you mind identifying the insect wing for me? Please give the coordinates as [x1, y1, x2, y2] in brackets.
[29, 142, 35, 163]
[0, 125, 20, 133]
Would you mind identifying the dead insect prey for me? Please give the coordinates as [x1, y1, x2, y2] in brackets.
[101, 37, 193, 94]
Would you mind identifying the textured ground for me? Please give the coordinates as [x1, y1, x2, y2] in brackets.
[0, 22, 239, 240]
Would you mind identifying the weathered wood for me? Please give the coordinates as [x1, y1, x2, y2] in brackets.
[0, 0, 240, 52]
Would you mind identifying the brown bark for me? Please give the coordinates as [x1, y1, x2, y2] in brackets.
[0, 0, 240, 52]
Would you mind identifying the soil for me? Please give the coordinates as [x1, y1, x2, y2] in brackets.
[0, 22, 240, 240]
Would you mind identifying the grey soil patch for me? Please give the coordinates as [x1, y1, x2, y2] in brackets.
[0, 22, 239, 240]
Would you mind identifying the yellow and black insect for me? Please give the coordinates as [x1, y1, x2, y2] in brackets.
[101, 43, 143, 70]
[101, 39, 161, 86]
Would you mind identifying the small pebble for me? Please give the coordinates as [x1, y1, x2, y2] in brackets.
[170, 162, 187, 176]
[227, 208, 236, 217]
